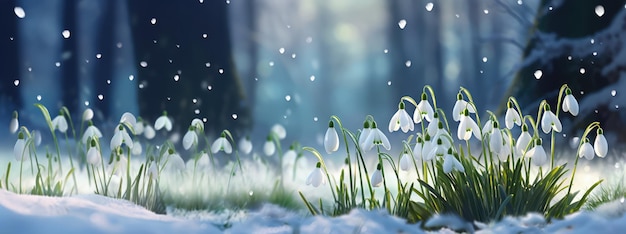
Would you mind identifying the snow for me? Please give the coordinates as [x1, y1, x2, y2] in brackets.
[2, 187, 626, 233]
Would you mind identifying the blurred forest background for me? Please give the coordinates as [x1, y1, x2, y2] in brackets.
[1, 0, 625, 152]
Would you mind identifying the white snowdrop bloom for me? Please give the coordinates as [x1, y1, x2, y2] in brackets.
[389, 102, 414, 133]
[82, 125, 103, 144]
[196, 152, 211, 169]
[425, 138, 445, 161]
[191, 118, 204, 132]
[426, 113, 442, 136]
[578, 138, 595, 160]
[399, 152, 411, 171]
[413, 93, 435, 123]
[271, 124, 286, 140]
[457, 111, 480, 141]
[562, 88, 579, 116]
[541, 107, 562, 134]
[499, 133, 513, 161]
[371, 165, 383, 187]
[32, 130, 42, 146]
[452, 94, 475, 122]
[165, 150, 185, 172]
[110, 125, 133, 150]
[516, 125, 532, 154]
[481, 119, 493, 137]
[10, 111, 19, 134]
[363, 122, 391, 151]
[239, 136, 253, 154]
[82, 108, 94, 122]
[358, 121, 372, 147]
[594, 128, 608, 158]
[412, 134, 424, 160]
[87, 143, 101, 166]
[527, 139, 547, 166]
[306, 162, 326, 187]
[52, 115, 68, 133]
[155, 114, 172, 131]
[147, 163, 159, 180]
[144, 124, 156, 139]
[505, 107, 522, 129]
[131, 141, 142, 156]
[211, 133, 232, 154]
[13, 133, 29, 161]
[421, 134, 433, 160]
[443, 154, 464, 174]
[264, 137, 275, 156]
[119, 112, 137, 129]
[111, 156, 128, 177]
[183, 128, 198, 150]
[133, 120, 144, 135]
[324, 121, 340, 154]
[488, 122, 503, 155]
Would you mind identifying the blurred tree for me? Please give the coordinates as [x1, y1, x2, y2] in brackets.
[127, 0, 251, 137]
[505, 0, 626, 139]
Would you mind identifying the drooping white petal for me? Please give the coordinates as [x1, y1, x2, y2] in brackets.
[147, 164, 159, 179]
[541, 111, 561, 134]
[358, 128, 372, 147]
[239, 137, 253, 154]
[166, 153, 185, 172]
[82, 108, 94, 121]
[458, 115, 480, 141]
[211, 137, 232, 154]
[132, 141, 142, 155]
[196, 152, 211, 169]
[271, 124, 287, 139]
[121, 130, 134, 149]
[119, 112, 137, 128]
[443, 154, 464, 173]
[13, 138, 29, 161]
[10, 118, 19, 134]
[594, 134, 608, 158]
[191, 118, 204, 132]
[481, 119, 493, 137]
[399, 109, 414, 132]
[133, 122, 144, 135]
[264, 140, 275, 156]
[505, 108, 522, 129]
[399, 153, 410, 171]
[364, 128, 391, 151]
[324, 127, 340, 154]
[371, 169, 383, 187]
[144, 125, 155, 139]
[32, 130, 42, 146]
[52, 115, 68, 133]
[562, 94, 579, 116]
[389, 110, 401, 132]
[412, 108, 423, 124]
[87, 147, 102, 166]
[452, 100, 465, 122]
[528, 145, 547, 166]
[417, 99, 435, 122]
[489, 128, 503, 155]
[305, 168, 325, 187]
[110, 132, 123, 151]
[516, 131, 532, 153]
[183, 130, 198, 150]
[155, 116, 172, 131]
[579, 142, 594, 160]
[82, 126, 103, 144]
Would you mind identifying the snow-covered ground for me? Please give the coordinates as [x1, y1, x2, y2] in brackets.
[2, 187, 626, 234]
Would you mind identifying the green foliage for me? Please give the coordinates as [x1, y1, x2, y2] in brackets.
[585, 179, 626, 210]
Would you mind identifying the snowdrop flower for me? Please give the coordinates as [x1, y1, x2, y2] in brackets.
[264, 136, 275, 156]
[191, 118, 204, 132]
[578, 138, 594, 160]
[165, 148, 185, 172]
[239, 136, 253, 154]
[541, 105, 562, 134]
[413, 92, 435, 123]
[132, 141, 142, 155]
[32, 130, 42, 146]
[82, 108, 94, 122]
[505, 104, 522, 129]
[371, 164, 383, 187]
[389, 102, 414, 133]
[211, 132, 232, 154]
[358, 120, 372, 147]
[594, 128, 608, 158]
[421, 134, 433, 160]
[412, 134, 424, 160]
[499, 132, 513, 161]
[110, 124, 133, 150]
[516, 125, 532, 154]
[562, 88, 579, 116]
[481, 119, 493, 137]
[52, 115, 68, 133]
[425, 138, 445, 161]
[324, 120, 340, 154]
[87, 140, 101, 166]
[443, 153, 464, 174]
[183, 127, 198, 150]
[111, 155, 128, 177]
[452, 93, 475, 122]
[154, 112, 172, 131]
[133, 119, 144, 135]
[144, 124, 156, 139]
[196, 152, 211, 169]
[120, 112, 137, 127]
[13, 132, 29, 161]
[363, 121, 391, 151]
[271, 124, 286, 140]
[427, 112, 441, 136]
[527, 139, 547, 166]
[147, 163, 159, 180]
[488, 122, 503, 155]
[306, 162, 326, 187]
[457, 110, 480, 141]
[9, 111, 18, 134]
[82, 125, 103, 144]
[399, 152, 411, 171]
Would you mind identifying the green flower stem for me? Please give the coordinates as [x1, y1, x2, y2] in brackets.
[303, 147, 339, 205]
[568, 122, 600, 195]
[330, 115, 356, 207]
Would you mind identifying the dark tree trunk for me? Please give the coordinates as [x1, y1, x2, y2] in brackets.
[128, 0, 251, 137]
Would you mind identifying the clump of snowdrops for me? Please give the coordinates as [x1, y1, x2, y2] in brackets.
[300, 84, 607, 224]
